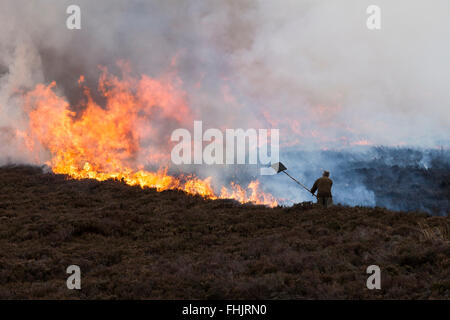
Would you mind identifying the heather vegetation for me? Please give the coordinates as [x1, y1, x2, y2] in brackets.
[0, 165, 448, 299]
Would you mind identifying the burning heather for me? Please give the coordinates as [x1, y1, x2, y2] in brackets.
[19, 66, 278, 206]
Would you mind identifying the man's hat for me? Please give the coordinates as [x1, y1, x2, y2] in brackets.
[323, 170, 330, 177]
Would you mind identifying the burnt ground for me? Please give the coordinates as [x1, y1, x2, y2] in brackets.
[0, 165, 448, 299]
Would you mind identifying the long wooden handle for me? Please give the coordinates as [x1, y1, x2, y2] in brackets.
[283, 171, 317, 198]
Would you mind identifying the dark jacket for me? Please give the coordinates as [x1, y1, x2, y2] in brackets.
[311, 176, 333, 198]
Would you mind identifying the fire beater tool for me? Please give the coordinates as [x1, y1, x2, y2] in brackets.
[271, 162, 317, 198]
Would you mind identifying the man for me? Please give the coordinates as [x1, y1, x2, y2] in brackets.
[311, 171, 333, 208]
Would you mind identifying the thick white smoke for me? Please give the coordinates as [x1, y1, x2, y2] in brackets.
[227, 0, 450, 147]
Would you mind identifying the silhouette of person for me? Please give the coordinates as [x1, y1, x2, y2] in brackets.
[311, 171, 333, 208]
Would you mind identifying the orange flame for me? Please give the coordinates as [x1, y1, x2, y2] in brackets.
[22, 67, 278, 207]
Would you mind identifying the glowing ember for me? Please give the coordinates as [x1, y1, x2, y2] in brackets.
[22, 67, 278, 207]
